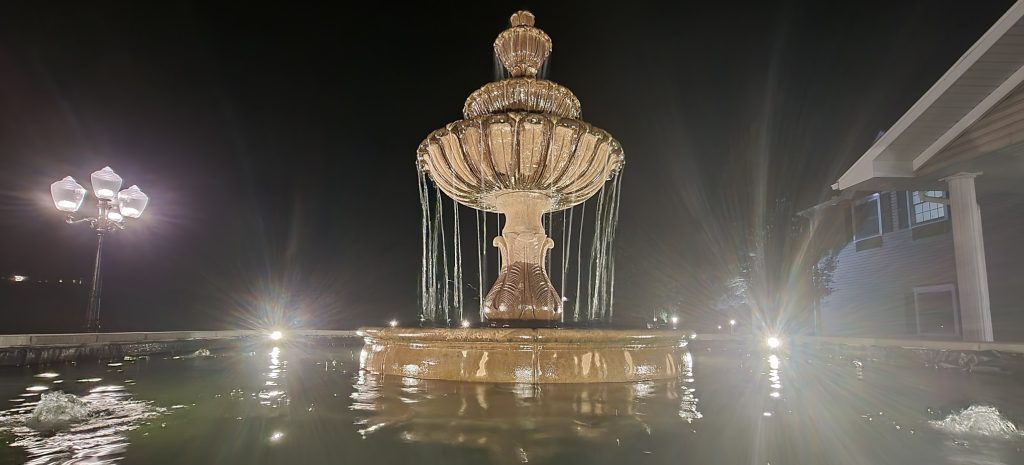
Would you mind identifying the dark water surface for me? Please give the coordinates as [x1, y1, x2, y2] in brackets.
[0, 338, 1022, 464]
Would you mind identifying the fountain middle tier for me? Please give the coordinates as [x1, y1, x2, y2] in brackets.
[417, 112, 623, 214]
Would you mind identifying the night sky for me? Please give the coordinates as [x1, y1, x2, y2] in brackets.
[0, 1, 1014, 332]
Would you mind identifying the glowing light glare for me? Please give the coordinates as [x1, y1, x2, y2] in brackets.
[90, 166, 123, 200]
[729, 319, 736, 326]
[12, 275, 27, 283]
[106, 211, 123, 222]
[117, 185, 149, 218]
[50, 176, 87, 212]
[269, 431, 284, 442]
[389, 319, 398, 328]
[717, 325, 722, 330]
[461, 320, 470, 328]
[34, 372, 59, 378]
[766, 336, 782, 349]
[670, 316, 679, 325]
[269, 330, 283, 341]
[690, 332, 697, 339]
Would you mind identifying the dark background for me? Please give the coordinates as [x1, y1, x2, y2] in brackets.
[0, 1, 1014, 332]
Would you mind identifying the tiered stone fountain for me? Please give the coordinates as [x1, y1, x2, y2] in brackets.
[359, 11, 688, 383]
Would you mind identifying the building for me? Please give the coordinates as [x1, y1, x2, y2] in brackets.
[801, 1, 1024, 342]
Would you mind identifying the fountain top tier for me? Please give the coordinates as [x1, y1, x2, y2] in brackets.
[417, 11, 624, 214]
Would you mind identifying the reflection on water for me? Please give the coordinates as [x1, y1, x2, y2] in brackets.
[678, 351, 701, 423]
[258, 347, 289, 408]
[350, 350, 701, 462]
[0, 342, 1023, 464]
[767, 353, 782, 403]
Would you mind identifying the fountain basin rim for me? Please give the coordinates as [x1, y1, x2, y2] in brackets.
[358, 327, 691, 383]
[358, 327, 690, 346]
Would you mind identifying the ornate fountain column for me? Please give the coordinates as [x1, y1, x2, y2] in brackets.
[484, 192, 560, 322]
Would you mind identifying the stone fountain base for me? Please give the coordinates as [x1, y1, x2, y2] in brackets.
[357, 327, 689, 383]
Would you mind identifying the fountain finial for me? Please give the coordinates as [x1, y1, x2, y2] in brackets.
[509, 10, 535, 27]
[494, 10, 552, 78]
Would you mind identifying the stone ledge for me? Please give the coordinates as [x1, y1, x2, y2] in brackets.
[791, 335, 1024, 354]
[0, 330, 265, 348]
[0, 329, 363, 349]
[0, 329, 364, 367]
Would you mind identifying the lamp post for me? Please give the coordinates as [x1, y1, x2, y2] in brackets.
[50, 167, 149, 332]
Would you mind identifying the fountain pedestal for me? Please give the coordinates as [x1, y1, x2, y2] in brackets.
[484, 192, 561, 323]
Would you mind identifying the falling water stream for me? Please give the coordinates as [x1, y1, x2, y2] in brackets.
[417, 164, 624, 326]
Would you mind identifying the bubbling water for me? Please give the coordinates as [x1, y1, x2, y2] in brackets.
[27, 392, 92, 432]
[929, 405, 1022, 439]
[0, 388, 164, 464]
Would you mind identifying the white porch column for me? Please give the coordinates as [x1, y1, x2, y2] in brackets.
[943, 172, 993, 341]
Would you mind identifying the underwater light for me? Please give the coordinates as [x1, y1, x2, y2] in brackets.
[269, 331, 283, 341]
[766, 336, 782, 349]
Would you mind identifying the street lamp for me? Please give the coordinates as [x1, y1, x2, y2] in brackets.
[50, 167, 149, 331]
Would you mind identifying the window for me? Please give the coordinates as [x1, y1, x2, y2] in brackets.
[852, 194, 881, 240]
[914, 284, 959, 337]
[910, 191, 947, 226]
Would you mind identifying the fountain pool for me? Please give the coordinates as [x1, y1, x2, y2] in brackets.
[0, 337, 1021, 464]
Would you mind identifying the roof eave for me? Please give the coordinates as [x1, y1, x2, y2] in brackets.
[832, 1, 1024, 192]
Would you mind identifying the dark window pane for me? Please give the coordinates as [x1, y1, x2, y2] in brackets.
[881, 192, 893, 233]
[854, 198, 880, 240]
[896, 191, 909, 230]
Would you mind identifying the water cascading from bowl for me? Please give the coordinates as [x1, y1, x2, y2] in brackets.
[416, 11, 624, 327]
[417, 171, 623, 327]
